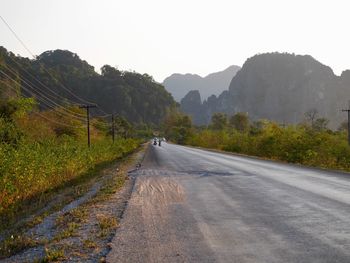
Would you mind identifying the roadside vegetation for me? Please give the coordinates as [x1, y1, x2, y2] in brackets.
[0, 95, 141, 228]
[164, 111, 350, 172]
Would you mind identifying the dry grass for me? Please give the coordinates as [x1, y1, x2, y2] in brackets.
[83, 239, 98, 249]
[36, 247, 66, 262]
[0, 234, 41, 259]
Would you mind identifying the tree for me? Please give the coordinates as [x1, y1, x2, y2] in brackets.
[115, 116, 133, 139]
[312, 117, 329, 131]
[229, 112, 249, 132]
[211, 113, 227, 130]
[163, 111, 193, 144]
[304, 108, 318, 126]
[0, 47, 176, 126]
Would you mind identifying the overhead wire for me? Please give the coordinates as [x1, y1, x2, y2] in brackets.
[0, 69, 86, 121]
[0, 78, 86, 126]
[1, 64, 87, 119]
[0, 14, 99, 106]
[0, 14, 113, 126]
[0, 77, 112, 131]
[0, 70, 87, 122]
[0, 79, 82, 128]
[3, 52, 87, 109]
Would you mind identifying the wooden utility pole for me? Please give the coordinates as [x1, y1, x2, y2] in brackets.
[342, 108, 350, 146]
[79, 104, 97, 147]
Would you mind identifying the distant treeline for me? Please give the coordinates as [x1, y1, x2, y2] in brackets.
[164, 112, 350, 172]
[0, 47, 176, 125]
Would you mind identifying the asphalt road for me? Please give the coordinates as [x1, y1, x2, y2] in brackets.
[107, 142, 350, 263]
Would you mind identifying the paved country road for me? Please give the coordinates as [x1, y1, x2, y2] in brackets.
[107, 143, 350, 263]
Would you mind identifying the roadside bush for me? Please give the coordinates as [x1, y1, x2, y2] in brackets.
[187, 120, 350, 172]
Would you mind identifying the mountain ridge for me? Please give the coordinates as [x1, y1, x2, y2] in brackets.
[180, 52, 350, 128]
[163, 65, 241, 102]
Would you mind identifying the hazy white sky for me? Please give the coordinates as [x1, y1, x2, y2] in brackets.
[1, 0, 349, 82]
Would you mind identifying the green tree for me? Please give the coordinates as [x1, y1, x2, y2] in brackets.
[115, 116, 133, 139]
[163, 111, 193, 144]
[313, 117, 329, 131]
[304, 108, 318, 126]
[229, 112, 249, 132]
[210, 113, 227, 130]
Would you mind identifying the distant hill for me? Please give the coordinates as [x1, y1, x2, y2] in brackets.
[163, 65, 241, 102]
[181, 53, 350, 128]
[0, 47, 176, 125]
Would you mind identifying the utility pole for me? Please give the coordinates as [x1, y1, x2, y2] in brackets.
[342, 108, 350, 146]
[112, 113, 115, 143]
[79, 104, 97, 147]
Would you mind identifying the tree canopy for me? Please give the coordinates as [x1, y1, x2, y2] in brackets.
[0, 47, 176, 125]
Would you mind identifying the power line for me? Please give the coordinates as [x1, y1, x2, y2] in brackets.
[0, 14, 113, 139]
[0, 71, 87, 122]
[3, 52, 86, 109]
[0, 15, 33, 57]
[0, 79, 82, 128]
[0, 14, 96, 105]
[0, 69, 86, 121]
[33, 111, 82, 128]
[0, 79, 86, 125]
[1, 64, 86, 119]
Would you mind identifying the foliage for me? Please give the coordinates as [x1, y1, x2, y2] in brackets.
[163, 110, 193, 144]
[184, 117, 350, 172]
[0, 46, 176, 125]
[0, 117, 23, 145]
[0, 95, 140, 224]
[229, 112, 249, 132]
[210, 113, 228, 130]
[312, 117, 329, 131]
[114, 116, 133, 139]
[0, 137, 139, 219]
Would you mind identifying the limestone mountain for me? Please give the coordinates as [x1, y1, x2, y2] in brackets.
[182, 53, 350, 128]
[180, 90, 206, 125]
[163, 65, 241, 102]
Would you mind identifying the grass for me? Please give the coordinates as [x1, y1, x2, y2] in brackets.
[55, 207, 89, 227]
[83, 239, 97, 249]
[53, 222, 79, 241]
[89, 174, 127, 204]
[97, 215, 118, 238]
[35, 247, 66, 263]
[0, 141, 138, 239]
[53, 207, 90, 241]
[0, 137, 139, 225]
[0, 234, 42, 259]
[0, 141, 144, 260]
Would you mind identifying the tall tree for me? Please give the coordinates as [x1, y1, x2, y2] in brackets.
[229, 112, 249, 132]
[211, 113, 227, 130]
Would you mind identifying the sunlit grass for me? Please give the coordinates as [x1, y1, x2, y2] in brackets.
[0, 137, 139, 227]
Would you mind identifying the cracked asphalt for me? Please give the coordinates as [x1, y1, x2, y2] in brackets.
[107, 143, 350, 263]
